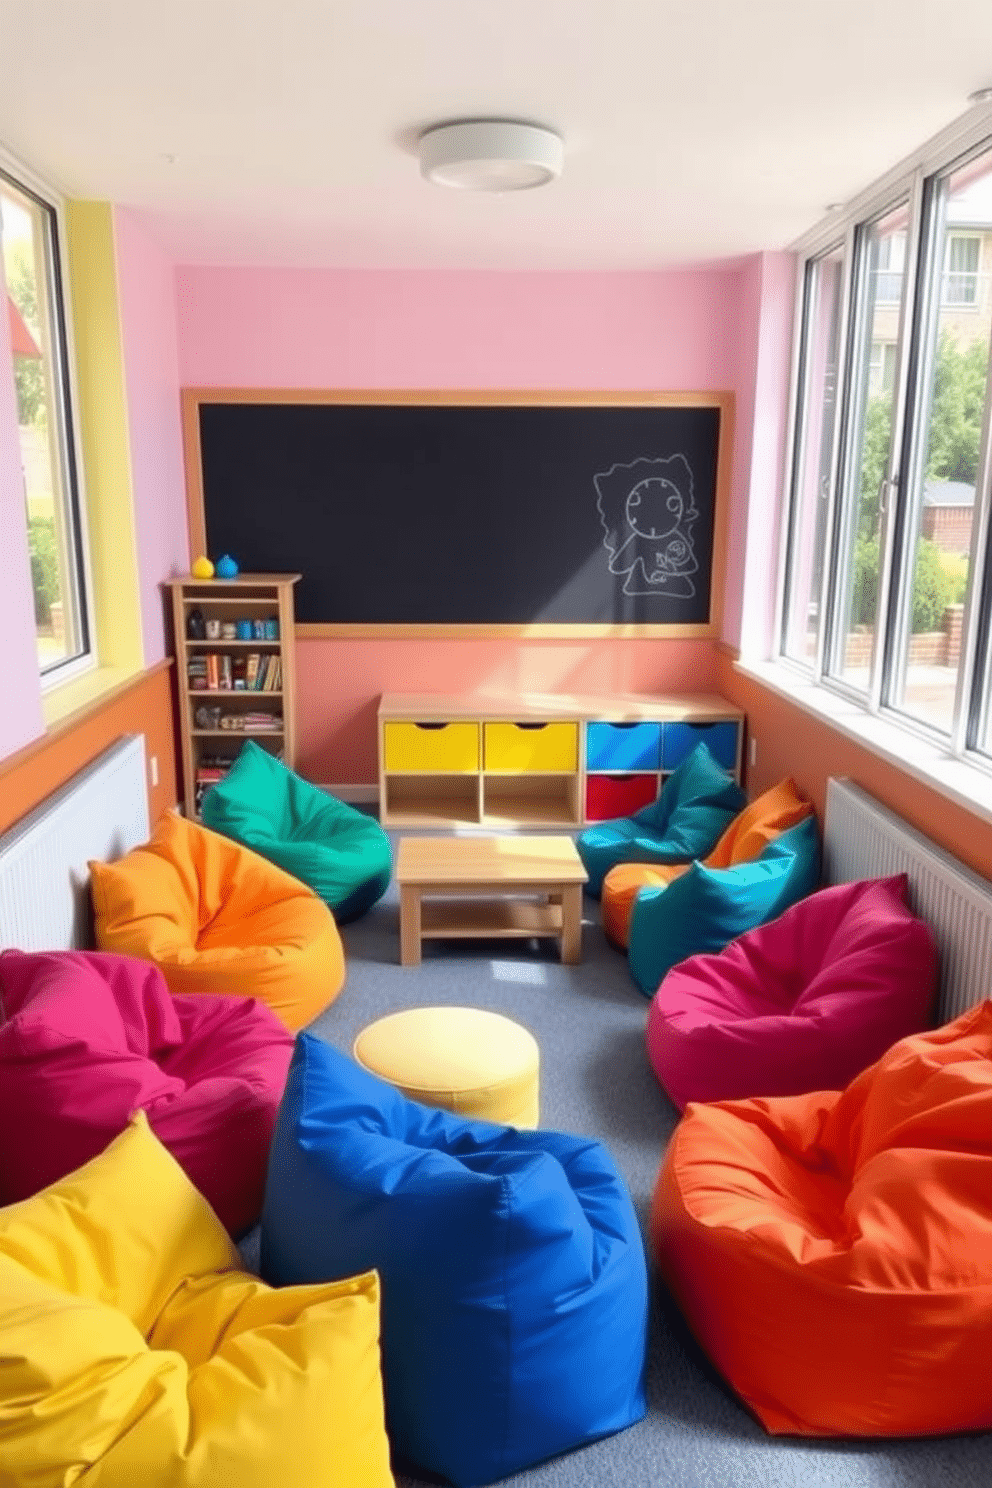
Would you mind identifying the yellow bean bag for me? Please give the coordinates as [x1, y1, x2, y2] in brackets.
[90, 810, 345, 1030]
[0, 1112, 393, 1488]
[602, 777, 813, 949]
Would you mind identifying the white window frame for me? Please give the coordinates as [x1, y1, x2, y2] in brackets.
[770, 102, 992, 821]
[0, 145, 94, 689]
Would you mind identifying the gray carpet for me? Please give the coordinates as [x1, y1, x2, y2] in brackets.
[244, 832, 992, 1488]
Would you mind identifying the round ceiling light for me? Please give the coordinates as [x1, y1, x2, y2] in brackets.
[419, 120, 563, 192]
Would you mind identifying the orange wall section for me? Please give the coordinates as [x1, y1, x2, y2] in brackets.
[718, 655, 992, 885]
[0, 663, 179, 838]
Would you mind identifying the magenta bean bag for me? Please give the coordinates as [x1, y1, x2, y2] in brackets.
[0, 948, 294, 1236]
[645, 875, 938, 1111]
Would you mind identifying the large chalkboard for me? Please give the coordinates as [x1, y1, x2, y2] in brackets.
[184, 392, 732, 634]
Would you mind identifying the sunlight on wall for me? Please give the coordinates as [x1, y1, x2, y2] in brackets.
[65, 201, 143, 676]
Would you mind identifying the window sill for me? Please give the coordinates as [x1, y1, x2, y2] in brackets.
[735, 658, 992, 828]
[41, 665, 143, 732]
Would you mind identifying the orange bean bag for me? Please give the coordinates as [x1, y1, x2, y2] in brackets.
[90, 812, 345, 1031]
[602, 777, 813, 949]
[651, 1000, 992, 1437]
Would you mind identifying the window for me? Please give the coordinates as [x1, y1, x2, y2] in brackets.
[869, 340, 897, 394]
[1, 160, 89, 678]
[829, 203, 912, 697]
[781, 246, 844, 666]
[781, 120, 992, 778]
[874, 230, 906, 303]
[943, 233, 981, 306]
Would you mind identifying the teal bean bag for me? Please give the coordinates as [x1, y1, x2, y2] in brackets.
[627, 814, 822, 996]
[201, 741, 391, 923]
[576, 742, 747, 897]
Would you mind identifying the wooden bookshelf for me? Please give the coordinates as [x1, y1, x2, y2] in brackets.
[167, 574, 299, 819]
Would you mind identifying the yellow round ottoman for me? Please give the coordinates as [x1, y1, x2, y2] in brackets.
[352, 1007, 540, 1127]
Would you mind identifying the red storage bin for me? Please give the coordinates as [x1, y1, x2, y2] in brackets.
[585, 773, 659, 822]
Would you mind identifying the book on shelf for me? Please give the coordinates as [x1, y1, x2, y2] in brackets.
[193, 754, 234, 813]
[245, 652, 261, 689]
[255, 654, 271, 690]
[264, 656, 281, 691]
[214, 711, 282, 733]
[219, 653, 233, 691]
[187, 656, 208, 690]
[197, 752, 235, 771]
[205, 653, 220, 690]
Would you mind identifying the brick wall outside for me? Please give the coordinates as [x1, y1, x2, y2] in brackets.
[922, 506, 972, 553]
[843, 603, 964, 669]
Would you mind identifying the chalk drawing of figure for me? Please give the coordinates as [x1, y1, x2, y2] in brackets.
[594, 453, 700, 597]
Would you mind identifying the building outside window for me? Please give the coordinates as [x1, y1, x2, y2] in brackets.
[868, 339, 898, 395]
[874, 230, 906, 304]
[780, 119, 992, 774]
[0, 161, 89, 678]
[943, 232, 981, 306]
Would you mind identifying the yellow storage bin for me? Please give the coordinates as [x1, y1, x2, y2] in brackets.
[383, 720, 480, 773]
[484, 721, 579, 773]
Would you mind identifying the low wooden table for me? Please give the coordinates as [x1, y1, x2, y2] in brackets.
[396, 835, 588, 966]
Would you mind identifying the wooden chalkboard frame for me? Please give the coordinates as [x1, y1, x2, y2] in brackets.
[181, 388, 734, 638]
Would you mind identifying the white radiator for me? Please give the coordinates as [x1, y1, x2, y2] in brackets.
[824, 776, 992, 1025]
[0, 734, 149, 952]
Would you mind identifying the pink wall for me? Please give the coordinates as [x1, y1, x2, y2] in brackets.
[114, 208, 190, 660]
[0, 274, 46, 756]
[175, 263, 781, 785]
[728, 252, 797, 658]
[176, 267, 749, 392]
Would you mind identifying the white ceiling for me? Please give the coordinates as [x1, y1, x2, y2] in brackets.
[2, 0, 992, 271]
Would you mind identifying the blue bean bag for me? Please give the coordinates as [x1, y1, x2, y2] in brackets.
[201, 740, 391, 923]
[576, 741, 747, 897]
[261, 1033, 649, 1488]
[628, 813, 822, 996]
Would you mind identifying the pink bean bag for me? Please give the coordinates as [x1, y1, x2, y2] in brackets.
[645, 875, 938, 1111]
[0, 948, 294, 1236]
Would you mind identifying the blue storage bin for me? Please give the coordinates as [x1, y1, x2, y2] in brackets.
[662, 720, 740, 772]
[586, 721, 661, 772]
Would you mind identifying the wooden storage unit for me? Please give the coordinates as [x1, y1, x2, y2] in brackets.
[167, 574, 299, 820]
[378, 692, 744, 829]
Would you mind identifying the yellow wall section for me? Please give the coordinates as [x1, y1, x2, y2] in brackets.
[65, 201, 143, 674]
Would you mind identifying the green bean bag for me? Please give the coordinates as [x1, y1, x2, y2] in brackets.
[201, 741, 391, 924]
